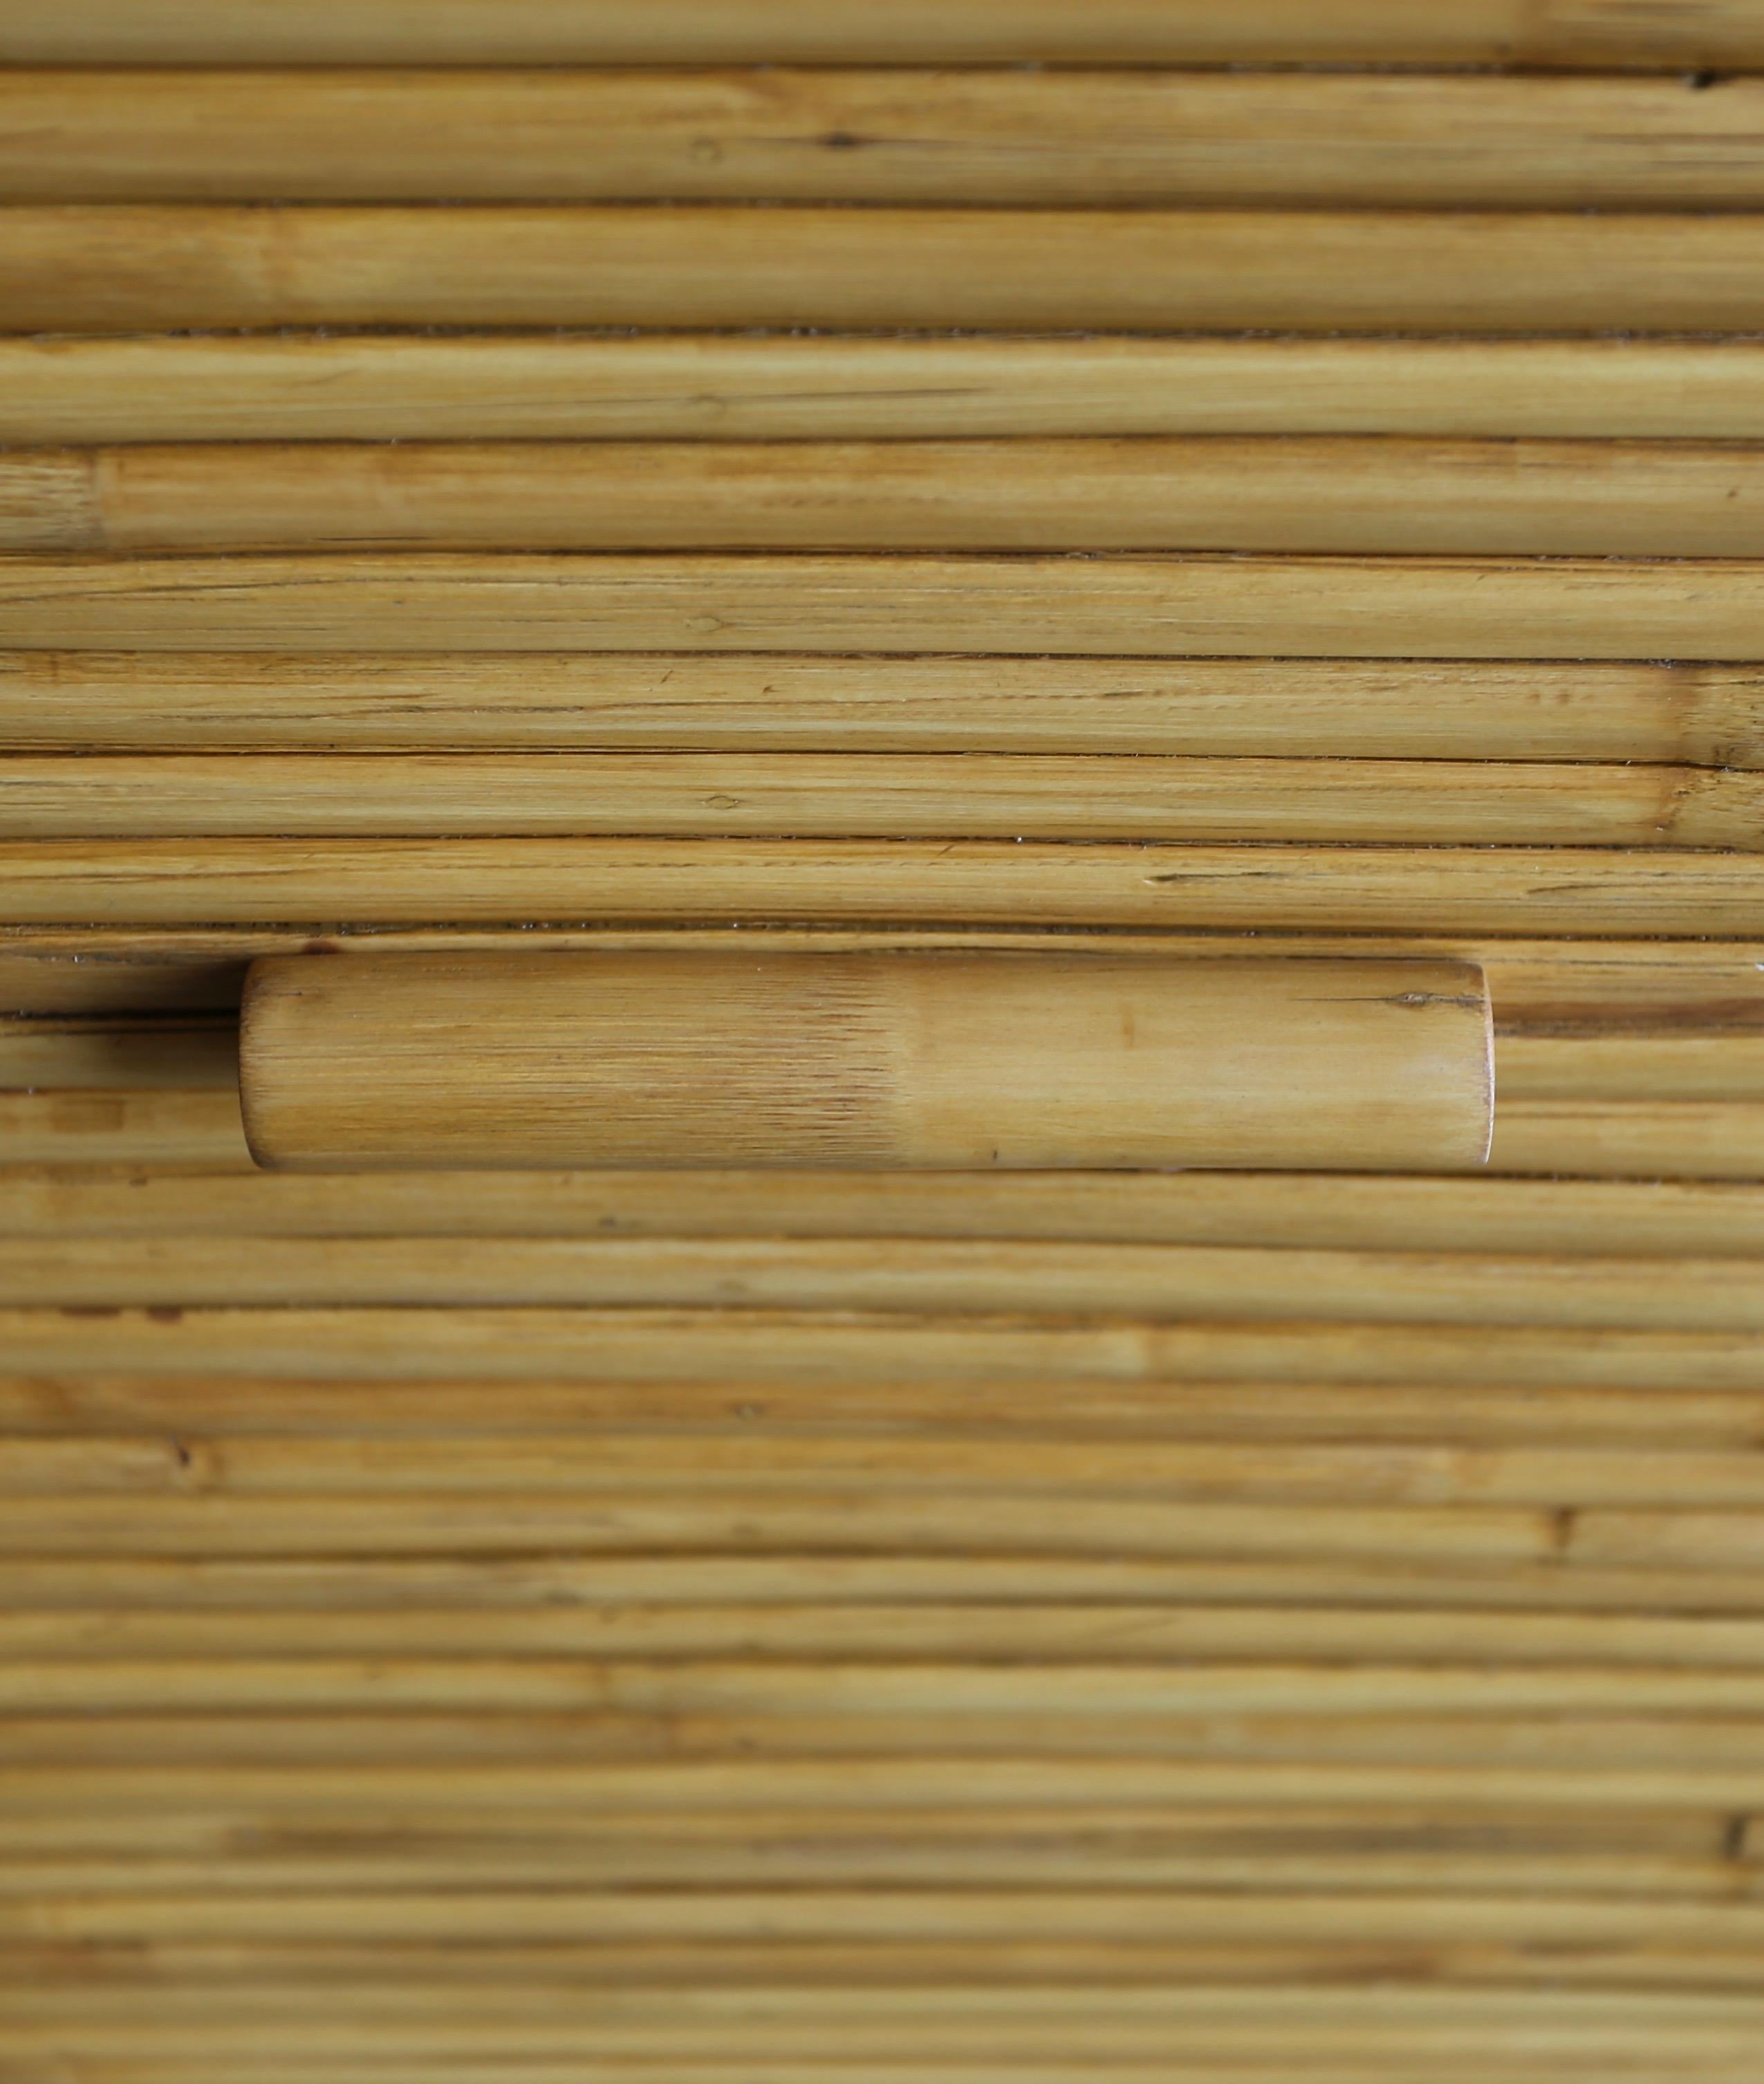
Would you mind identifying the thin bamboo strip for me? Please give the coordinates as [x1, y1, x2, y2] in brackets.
[9, 1168, 1764, 1260]
[20, 339, 1764, 447]
[0, 1019, 235, 1090]
[6, 0, 1764, 67]
[15, 1602, 1764, 1667]
[4, 1237, 1762, 1334]
[4, 839, 1758, 936]
[12, 207, 1764, 335]
[17, 1427, 1764, 1507]
[11, 1658, 1764, 1717]
[1490, 1100, 1764, 1178]
[2, 1307, 1756, 1390]
[8, 653, 1763, 765]
[19, 71, 1764, 210]
[12, 1552, 1764, 1619]
[10, 2068, 1759, 2084]
[1495, 1037, 1764, 1103]
[13, 1885, 1764, 1948]
[0, 1091, 249, 1166]
[10, 751, 1754, 846]
[3, 929, 1758, 1022]
[6, 1931, 1763, 1990]
[33, 438, 1764, 558]
[12, 1374, 1764, 1453]
[15, 553, 1764, 658]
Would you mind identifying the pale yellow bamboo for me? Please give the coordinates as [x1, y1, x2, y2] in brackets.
[8, 1166, 1761, 1258]
[11, 207, 1764, 334]
[0, 1018, 235, 1090]
[17, 337, 1764, 445]
[10, 553, 1764, 658]
[10, 1238, 1764, 1335]
[3, 2062, 1753, 2084]
[2, 839, 1755, 936]
[3, 1, 1761, 66]
[15, 1428, 1764, 1507]
[1491, 1101, 1764, 1179]
[11, 751, 1754, 847]
[31, 438, 1764, 557]
[1500, 1036, 1764, 1103]
[11, 1602, 1764, 1666]
[17, 71, 1764, 208]
[1, 1308, 1750, 1391]
[8, 653, 1763, 765]
[0, 1090, 250, 1166]
[3, 928, 1758, 1023]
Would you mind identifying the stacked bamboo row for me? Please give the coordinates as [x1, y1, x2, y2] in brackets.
[7, 7, 1764, 2075]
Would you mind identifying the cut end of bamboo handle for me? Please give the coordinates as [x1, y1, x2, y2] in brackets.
[238, 952, 1493, 1175]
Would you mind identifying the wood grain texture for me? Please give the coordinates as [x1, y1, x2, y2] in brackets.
[12, 554, 1764, 656]
[238, 951, 1494, 1174]
[5, 839, 1756, 934]
[12, 70, 1764, 207]
[11, 654, 1761, 764]
[4, 0, 1761, 66]
[9, 753, 1755, 847]
[11, 207, 1764, 334]
[15, 337, 1764, 444]
[26, 438, 1764, 556]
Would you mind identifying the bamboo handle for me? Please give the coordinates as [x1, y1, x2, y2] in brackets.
[238, 953, 1494, 1173]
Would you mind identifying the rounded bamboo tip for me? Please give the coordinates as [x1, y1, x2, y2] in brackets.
[239, 950, 1494, 1174]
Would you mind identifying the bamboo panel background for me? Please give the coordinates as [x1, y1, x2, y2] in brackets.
[6, 8, 1764, 2077]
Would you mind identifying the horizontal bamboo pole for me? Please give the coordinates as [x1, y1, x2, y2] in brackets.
[33, 438, 1764, 557]
[5, 929, 1759, 1023]
[1490, 1100, 1764, 1179]
[6, 1, 1763, 66]
[1497, 1037, 1764, 1104]
[15, 1603, 1764, 1668]
[239, 950, 1494, 1174]
[10, 1238, 1763, 1335]
[2, 1308, 1757, 1392]
[13, 751, 1756, 846]
[14, 207, 1764, 334]
[10, 2065, 1759, 2084]
[8, 653, 1764, 765]
[0, 1090, 249, 1166]
[9, 1168, 1763, 1259]
[19, 1428, 1764, 1508]
[20, 338, 1764, 446]
[18, 71, 1764, 209]
[5, 839, 1758, 936]
[0, 1018, 235, 1090]
[14, 553, 1764, 658]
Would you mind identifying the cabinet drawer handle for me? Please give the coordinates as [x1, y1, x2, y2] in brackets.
[239, 951, 1493, 1174]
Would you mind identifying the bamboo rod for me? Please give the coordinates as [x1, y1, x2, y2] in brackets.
[3, 839, 1757, 936]
[1498, 1036, 1764, 1103]
[13, 1238, 1764, 1336]
[12, 207, 1764, 335]
[13, 1603, 1764, 1668]
[17, 338, 1764, 446]
[32, 438, 1764, 557]
[3, 929, 1758, 1023]
[17, 1428, 1764, 1508]
[5, 1, 1763, 67]
[0, 1090, 250, 1166]
[8, 1167, 1763, 1258]
[1, 1308, 1757, 1391]
[239, 949, 1494, 1174]
[7, 2063, 1758, 2084]
[8, 1549, 1764, 1617]
[0, 1018, 235, 1090]
[7, 653, 1763, 765]
[17, 71, 1764, 209]
[12, 553, 1764, 658]
[11, 752, 1755, 847]
[1490, 1100, 1764, 1179]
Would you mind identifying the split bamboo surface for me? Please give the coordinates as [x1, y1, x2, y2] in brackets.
[17, 337, 1764, 445]
[28, 438, 1764, 556]
[15, 70, 1764, 208]
[4, 0, 1763, 66]
[10, 29, 1764, 2069]
[16, 553, 1764, 656]
[14, 207, 1764, 334]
